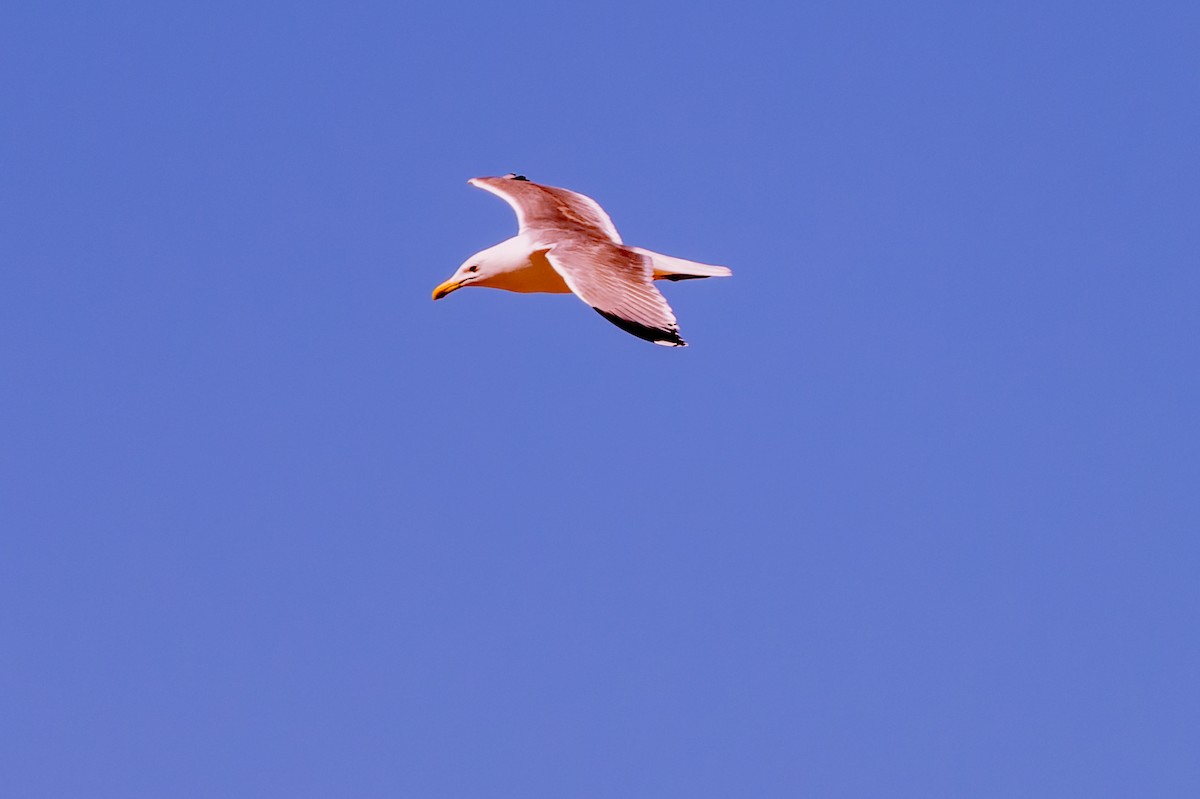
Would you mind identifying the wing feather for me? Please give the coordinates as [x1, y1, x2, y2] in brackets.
[469, 176, 622, 243]
[543, 241, 685, 347]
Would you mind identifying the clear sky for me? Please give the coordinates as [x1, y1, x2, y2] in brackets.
[3, 2, 1198, 796]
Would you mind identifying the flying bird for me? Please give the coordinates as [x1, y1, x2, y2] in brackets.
[432, 174, 731, 347]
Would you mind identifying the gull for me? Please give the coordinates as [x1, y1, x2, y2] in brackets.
[432, 173, 731, 347]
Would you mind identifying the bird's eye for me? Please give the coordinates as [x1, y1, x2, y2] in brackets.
[466, 264, 479, 273]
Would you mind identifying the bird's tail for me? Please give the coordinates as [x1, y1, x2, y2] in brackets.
[632, 247, 733, 282]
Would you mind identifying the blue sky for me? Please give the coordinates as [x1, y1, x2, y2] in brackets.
[2, 2, 1198, 796]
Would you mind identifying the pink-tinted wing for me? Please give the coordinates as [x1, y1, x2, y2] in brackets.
[469, 175, 622, 243]
[544, 240, 685, 347]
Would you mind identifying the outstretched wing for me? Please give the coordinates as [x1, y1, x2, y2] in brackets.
[469, 174, 622, 243]
[542, 240, 685, 347]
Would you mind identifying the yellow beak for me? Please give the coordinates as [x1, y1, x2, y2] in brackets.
[431, 278, 462, 300]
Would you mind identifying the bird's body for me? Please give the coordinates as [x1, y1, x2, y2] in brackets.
[432, 174, 730, 347]
[454, 234, 573, 295]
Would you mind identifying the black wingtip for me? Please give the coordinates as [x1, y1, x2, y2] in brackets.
[594, 309, 687, 347]
[503, 172, 529, 181]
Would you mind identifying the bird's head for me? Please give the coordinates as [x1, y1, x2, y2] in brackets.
[431, 238, 529, 300]
[431, 255, 484, 300]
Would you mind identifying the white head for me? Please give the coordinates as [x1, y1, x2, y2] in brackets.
[431, 237, 532, 300]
